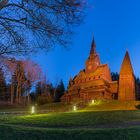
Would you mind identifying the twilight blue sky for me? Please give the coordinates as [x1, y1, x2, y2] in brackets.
[32, 0, 140, 86]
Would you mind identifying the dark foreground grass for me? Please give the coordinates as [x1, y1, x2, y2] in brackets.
[0, 110, 140, 140]
[0, 124, 140, 140]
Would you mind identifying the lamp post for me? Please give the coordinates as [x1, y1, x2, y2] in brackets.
[31, 106, 35, 114]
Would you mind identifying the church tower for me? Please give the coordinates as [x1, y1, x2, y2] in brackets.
[118, 51, 135, 100]
[85, 37, 100, 74]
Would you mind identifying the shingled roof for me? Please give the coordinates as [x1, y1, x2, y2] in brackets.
[120, 51, 134, 74]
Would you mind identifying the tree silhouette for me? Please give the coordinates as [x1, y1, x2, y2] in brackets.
[54, 80, 65, 102]
[0, 0, 85, 57]
[135, 77, 140, 100]
[23, 60, 43, 104]
[12, 61, 26, 104]
[111, 72, 119, 81]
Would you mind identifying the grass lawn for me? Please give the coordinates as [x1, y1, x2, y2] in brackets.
[0, 124, 140, 140]
[1, 110, 140, 127]
[0, 110, 140, 140]
[83, 100, 140, 111]
[0, 102, 72, 113]
[0, 101, 140, 139]
[0, 100, 139, 113]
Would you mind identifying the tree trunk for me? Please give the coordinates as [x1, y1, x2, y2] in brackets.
[18, 85, 21, 104]
[27, 90, 30, 104]
[10, 84, 14, 104]
[16, 83, 19, 104]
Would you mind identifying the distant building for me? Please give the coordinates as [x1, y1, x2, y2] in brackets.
[61, 37, 136, 103]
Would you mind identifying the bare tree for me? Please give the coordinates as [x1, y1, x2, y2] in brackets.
[3, 58, 44, 104]
[23, 60, 43, 104]
[0, 0, 85, 57]
[2, 58, 17, 104]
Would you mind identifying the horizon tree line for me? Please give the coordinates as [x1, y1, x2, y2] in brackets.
[0, 58, 65, 105]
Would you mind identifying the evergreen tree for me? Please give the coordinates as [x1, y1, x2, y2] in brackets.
[111, 72, 119, 81]
[30, 92, 36, 103]
[31, 81, 43, 104]
[46, 83, 55, 102]
[135, 77, 140, 100]
[35, 81, 50, 105]
[55, 80, 65, 102]
[35, 81, 42, 96]
[35, 81, 42, 98]
[35, 80, 65, 104]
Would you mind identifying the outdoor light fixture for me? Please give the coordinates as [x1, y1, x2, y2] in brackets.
[92, 100, 95, 104]
[31, 106, 35, 114]
[73, 105, 77, 111]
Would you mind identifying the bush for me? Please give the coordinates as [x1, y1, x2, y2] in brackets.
[135, 104, 140, 109]
[36, 96, 50, 105]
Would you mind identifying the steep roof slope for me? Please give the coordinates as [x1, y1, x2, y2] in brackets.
[120, 51, 134, 75]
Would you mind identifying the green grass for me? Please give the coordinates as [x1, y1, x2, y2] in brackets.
[0, 101, 140, 139]
[0, 100, 139, 113]
[0, 110, 139, 139]
[0, 124, 140, 140]
[0, 102, 72, 113]
[83, 100, 140, 111]
[0, 110, 139, 127]
[38, 102, 73, 112]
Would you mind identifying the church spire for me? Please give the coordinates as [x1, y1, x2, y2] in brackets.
[85, 35, 100, 73]
[119, 50, 135, 101]
[90, 36, 96, 55]
[120, 51, 134, 74]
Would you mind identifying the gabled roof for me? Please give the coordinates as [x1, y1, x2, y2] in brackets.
[120, 51, 134, 74]
[93, 64, 108, 75]
[73, 69, 85, 80]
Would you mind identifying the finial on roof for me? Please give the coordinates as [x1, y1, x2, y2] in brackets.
[90, 35, 96, 54]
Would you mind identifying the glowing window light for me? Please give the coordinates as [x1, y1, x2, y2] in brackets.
[31, 106, 35, 114]
[73, 105, 77, 111]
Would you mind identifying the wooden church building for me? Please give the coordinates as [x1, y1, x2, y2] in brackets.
[61, 37, 136, 103]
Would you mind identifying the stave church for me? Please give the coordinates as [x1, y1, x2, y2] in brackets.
[61, 36, 136, 103]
